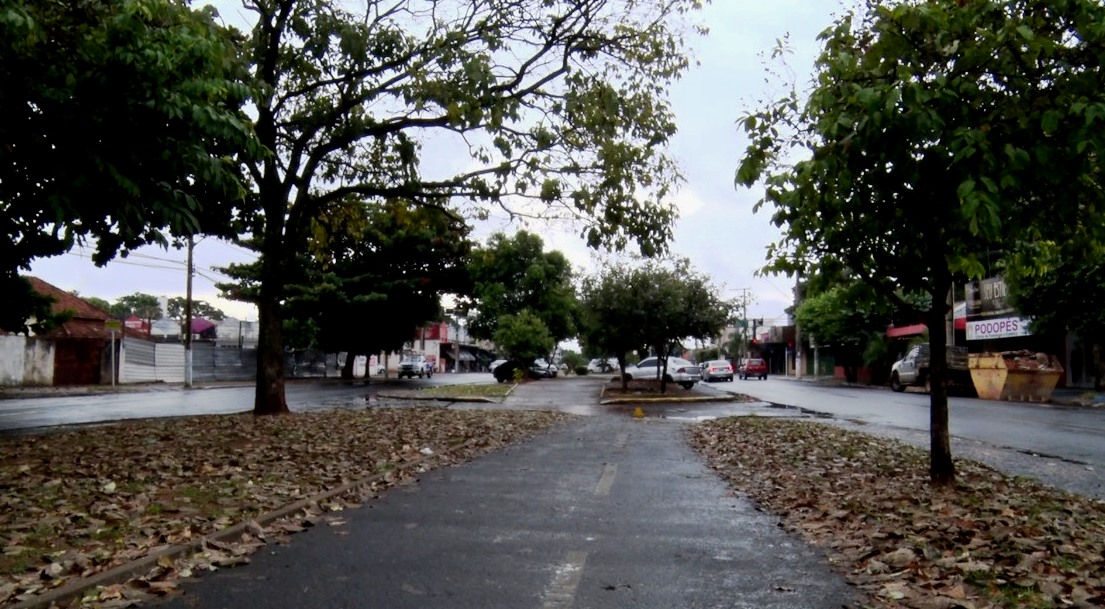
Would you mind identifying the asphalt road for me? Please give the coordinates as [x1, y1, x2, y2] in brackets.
[0, 374, 491, 432]
[152, 389, 859, 609]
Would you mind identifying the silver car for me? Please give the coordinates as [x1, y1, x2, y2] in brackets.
[621, 356, 701, 389]
[701, 359, 734, 382]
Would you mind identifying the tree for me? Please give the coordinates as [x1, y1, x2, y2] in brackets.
[492, 310, 555, 364]
[579, 265, 650, 376]
[580, 260, 729, 392]
[220, 198, 472, 380]
[82, 296, 115, 317]
[794, 282, 897, 383]
[1, 0, 259, 333]
[235, 0, 700, 414]
[737, 0, 1105, 484]
[466, 231, 577, 352]
[167, 297, 227, 322]
[113, 293, 163, 322]
[1005, 241, 1105, 390]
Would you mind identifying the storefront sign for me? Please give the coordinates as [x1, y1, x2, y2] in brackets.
[965, 316, 1032, 341]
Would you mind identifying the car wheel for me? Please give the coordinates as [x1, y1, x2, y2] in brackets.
[761, 375, 767, 380]
[890, 372, 905, 392]
[680, 382, 694, 390]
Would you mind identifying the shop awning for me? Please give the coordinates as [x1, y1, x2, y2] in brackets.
[886, 323, 927, 338]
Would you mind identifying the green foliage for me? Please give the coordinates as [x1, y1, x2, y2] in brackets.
[112, 293, 162, 321]
[0, 0, 260, 332]
[1004, 240, 1105, 387]
[736, 0, 1105, 483]
[560, 350, 587, 372]
[695, 347, 720, 362]
[579, 259, 730, 387]
[738, 0, 1105, 311]
[166, 297, 227, 321]
[466, 231, 578, 346]
[220, 199, 473, 354]
[492, 310, 554, 363]
[236, 0, 703, 412]
[82, 296, 114, 317]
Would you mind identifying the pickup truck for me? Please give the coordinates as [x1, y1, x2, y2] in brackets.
[398, 355, 433, 379]
[890, 343, 970, 392]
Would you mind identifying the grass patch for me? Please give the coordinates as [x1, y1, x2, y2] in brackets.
[416, 383, 512, 398]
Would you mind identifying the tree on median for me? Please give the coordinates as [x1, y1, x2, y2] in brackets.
[736, 0, 1105, 485]
[233, 0, 701, 414]
[579, 260, 729, 392]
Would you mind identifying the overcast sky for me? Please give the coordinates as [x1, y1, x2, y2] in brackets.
[28, 0, 848, 325]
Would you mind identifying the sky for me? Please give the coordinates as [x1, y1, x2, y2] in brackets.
[28, 0, 849, 326]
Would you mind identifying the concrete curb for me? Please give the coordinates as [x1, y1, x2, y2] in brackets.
[597, 384, 742, 406]
[7, 448, 456, 609]
[375, 391, 506, 404]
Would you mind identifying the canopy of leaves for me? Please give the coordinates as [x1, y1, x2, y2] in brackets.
[239, 0, 702, 413]
[736, 0, 1105, 483]
[737, 0, 1105, 312]
[220, 199, 472, 355]
[112, 293, 163, 321]
[167, 297, 227, 322]
[492, 310, 555, 363]
[579, 259, 730, 388]
[466, 231, 578, 346]
[1004, 240, 1105, 387]
[0, 0, 260, 332]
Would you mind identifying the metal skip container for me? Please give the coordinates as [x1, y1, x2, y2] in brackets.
[968, 351, 1064, 402]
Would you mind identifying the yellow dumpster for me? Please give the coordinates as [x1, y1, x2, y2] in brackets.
[969, 352, 1064, 403]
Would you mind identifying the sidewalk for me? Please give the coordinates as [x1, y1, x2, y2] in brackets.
[152, 407, 860, 609]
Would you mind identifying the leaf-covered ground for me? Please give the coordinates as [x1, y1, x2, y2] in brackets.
[688, 417, 1105, 609]
[0, 406, 572, 607]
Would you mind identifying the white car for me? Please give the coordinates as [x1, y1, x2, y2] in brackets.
[621, 356, 702, 389]
[587, 358, 618, 374]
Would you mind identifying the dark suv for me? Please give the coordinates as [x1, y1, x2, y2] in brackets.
[740, 358, 768, 380]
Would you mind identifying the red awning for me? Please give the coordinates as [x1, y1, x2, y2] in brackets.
[886, 323, 927, 338]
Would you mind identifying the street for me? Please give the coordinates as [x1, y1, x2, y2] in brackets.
[2, 373, 1102, 499]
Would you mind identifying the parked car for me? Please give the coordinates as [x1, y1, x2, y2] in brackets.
[398, 354, 433, 379]
[621, 356, 701, 389]
[492, 360, 521, 383]
[488, 359, 507, 373]
[701, 359, 734, 382]
[739, 358, 768, 380]
[587, 358, 618, 374]
[531, 358, 558, 378]
[889, 343, 971, 393]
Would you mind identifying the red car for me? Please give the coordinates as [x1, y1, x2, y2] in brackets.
[739, 358, 768, 380]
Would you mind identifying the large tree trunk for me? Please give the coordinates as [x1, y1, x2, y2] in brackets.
[252, 176, 291, 415]
[927, 280, 955, 486]
[254, 296, 289, 414]
[341, 354, 355, 380]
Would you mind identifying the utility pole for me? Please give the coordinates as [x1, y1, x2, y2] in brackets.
[184, 236, 194, 388]
[794, 273, 803, 379]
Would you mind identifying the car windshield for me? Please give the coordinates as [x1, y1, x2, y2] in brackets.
[748, 359, 764, 365]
